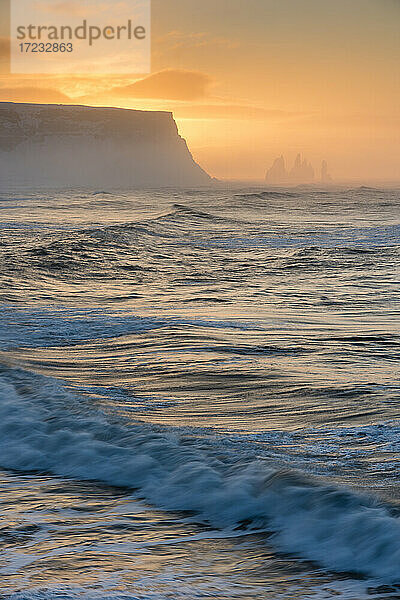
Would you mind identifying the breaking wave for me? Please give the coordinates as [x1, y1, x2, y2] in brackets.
[1, 365, 400, 582]
[235, 191, 297, 200]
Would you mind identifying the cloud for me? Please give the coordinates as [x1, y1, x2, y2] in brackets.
[0, 36, 9, 57]
[0, 37, 9, 71]
[33, 1, 130, 17]
[156, 30, 240, 51]
[172, 104, 304, 121]
[111, 69, 211, 101]
[0, 37, 8, 54]
[0, 87, 72, 104]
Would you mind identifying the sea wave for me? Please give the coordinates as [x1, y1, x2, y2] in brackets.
[235, 191, 297, 200]
[1, 365, 400, 582]
[0, 306, 264, 349]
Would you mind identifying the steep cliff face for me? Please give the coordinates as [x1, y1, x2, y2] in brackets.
[0, 102, 212, 189]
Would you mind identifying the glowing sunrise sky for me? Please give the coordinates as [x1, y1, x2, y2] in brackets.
[1, 0, 399, 181]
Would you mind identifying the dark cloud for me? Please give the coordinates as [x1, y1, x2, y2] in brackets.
[0, 37, 9, 55]
[111, 69, 211, 101]
[0, 87, 71, 104]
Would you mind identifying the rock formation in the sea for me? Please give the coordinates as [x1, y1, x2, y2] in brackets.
[321, 160, 332, 184]
[0, 102, 213, 189]
[265, 154, 324, 185]
[290, 153, 315, 184]
[265, 153, 315, 185]
[265, 155, 288, 185]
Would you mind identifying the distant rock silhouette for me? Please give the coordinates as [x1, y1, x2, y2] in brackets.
[265, 153, 315, 185]
[289, 153, 314, 184]
[265, 155, 288, 184]
[265, 154, 334, 185]
[321, 160, 332, 184]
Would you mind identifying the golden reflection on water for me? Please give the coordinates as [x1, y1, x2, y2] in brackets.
[0, 189, 400, 596]
[0, 473, 374, 598]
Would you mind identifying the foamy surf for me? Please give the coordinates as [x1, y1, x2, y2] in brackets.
[1, 366, 400, 583]
[0, 581, 382, 600]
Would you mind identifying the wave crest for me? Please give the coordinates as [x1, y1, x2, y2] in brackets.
[1, 366, 400, 581]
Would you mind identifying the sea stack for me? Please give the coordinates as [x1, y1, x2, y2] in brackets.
[265, 155, 288, 185]
[321, 160, 332, 184]
[265, 153, 315, 185]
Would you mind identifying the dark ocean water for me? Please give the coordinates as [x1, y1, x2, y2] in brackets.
[0, 186, 400, 599]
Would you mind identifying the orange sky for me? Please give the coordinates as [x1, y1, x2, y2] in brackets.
[1, 0, 399, 182]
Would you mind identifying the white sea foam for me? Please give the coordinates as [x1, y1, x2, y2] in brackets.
[1, 367, 400, 582]
[0, 580, 378, 600]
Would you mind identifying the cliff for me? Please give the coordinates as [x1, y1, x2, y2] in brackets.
[0, 102, 212, 189]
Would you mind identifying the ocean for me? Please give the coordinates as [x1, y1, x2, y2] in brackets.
[0, 186, 399, 599]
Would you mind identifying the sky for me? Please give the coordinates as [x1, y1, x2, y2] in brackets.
[0, 0, 399, 182]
